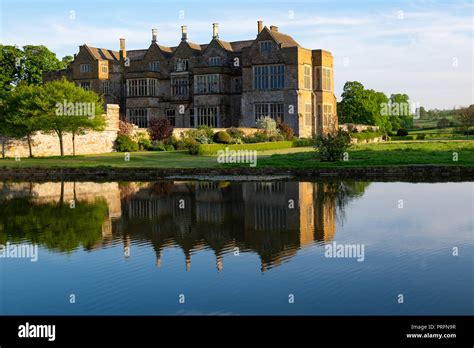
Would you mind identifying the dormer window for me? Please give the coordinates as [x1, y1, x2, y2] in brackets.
[209, 56, 222, 66]
[80, 64, 91, 73]
[259, 41, 273, 53]
[149, 61, 160, 72]
[175, 58, 189, 72]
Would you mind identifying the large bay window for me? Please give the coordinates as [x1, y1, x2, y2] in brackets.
[171, 76, 189, 97]
[126, 78, 158, 97]
[323, 104, 333, 128]
[304, 65, 312, 89]
[253, 65, 284, 90]
[195, 74, 220, 94]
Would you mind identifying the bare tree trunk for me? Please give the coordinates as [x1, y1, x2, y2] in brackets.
[58, 131, 64, 156]
[27, 134, 33, 158]
[72, 132, 76, 156]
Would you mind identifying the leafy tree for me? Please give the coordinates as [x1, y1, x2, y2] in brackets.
[456, 105, 474, 134]
[148, 118, 174, 141]
[1, 82, 43, 157]
[0, 45, 65, 94]
[0, 45, 23, 94]
[61, 55, 74, 68]
[437, 118, 450, 128]
[39, 78, 104, 156]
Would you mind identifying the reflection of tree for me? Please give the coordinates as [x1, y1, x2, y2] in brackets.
[0, 197, 109, 252]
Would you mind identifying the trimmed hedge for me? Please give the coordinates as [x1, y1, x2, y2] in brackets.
[350, 131, 381, 141]
[198, 141, 294, 155]
[293, 138, 313, 147]
[391, 135, 417, 141]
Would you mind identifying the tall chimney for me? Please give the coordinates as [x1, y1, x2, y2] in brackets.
[119, 38, 126, 59]
[151, 28, 157, 43]
[257, 20, 263, 34]
[181, 25, 187, 41]
[212, 23, 219, 39]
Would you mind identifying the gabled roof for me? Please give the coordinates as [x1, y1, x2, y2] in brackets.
[186, 41, 202, 51]
[265, 27, 300, 47]
[85, 45, 120, 60]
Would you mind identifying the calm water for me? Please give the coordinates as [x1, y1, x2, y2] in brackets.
[0, 180, 472, 315]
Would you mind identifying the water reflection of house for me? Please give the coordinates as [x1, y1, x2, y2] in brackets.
[0, 180, 337, 271]
[113, 181, 337, 272]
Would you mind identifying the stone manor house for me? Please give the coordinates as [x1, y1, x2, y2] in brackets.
[44, 21, 338, 137]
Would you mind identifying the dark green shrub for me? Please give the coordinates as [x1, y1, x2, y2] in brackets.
[164, 145, 175, 151]
[115, 134, 138, 152]
[397, 129, 408, 136]
[138, 137, 153, 151]
[226, 127, 244, 140]
[184, 138, 200, 155]
[416, 133, 426, 140]
[314, 130, 351, 162]
[268, 133, 285, 142]
[213, 131, 232, 144]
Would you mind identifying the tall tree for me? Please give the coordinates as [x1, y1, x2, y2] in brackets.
[456, 105, 474, 134]
[39, 78, 105, 156]
[1, 83, 43, 157]
[0, 45, 24, 94]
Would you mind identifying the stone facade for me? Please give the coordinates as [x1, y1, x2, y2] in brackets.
[43, 21, 338, 137]
[2, 105, 119, 158]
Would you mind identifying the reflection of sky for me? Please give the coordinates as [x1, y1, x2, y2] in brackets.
[1, 182, 472, 316]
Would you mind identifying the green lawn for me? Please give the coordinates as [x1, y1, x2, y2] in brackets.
[1, 141, 473, 169]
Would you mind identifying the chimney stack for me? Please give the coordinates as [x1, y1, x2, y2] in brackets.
[270, 25, 278, 32]
[151, 28, 157, 43]
[119, 38, 126, 59]
[212, 23, 219, 39]
[257, 20, 263, 34]
[181, 25, 187, 41]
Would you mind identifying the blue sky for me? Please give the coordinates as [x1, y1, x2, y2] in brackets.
[1, 0, 473, 109]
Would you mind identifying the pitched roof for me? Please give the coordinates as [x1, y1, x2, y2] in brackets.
[229, 40, 254, 52]
[187, 41, 202, 51]
[127, 49, 147, 60]
[86, 46, 120, 60]
[266, 28, 300, 47]
[215, 39, 233, 51]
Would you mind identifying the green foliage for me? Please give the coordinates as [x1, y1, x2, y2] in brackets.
[198, 141, 294, 155]
[118, 120, 135, 137]
[314, 129, 352, 162]
[213, 131, 232, 144]
[148, 118, 174, 141]
[183, 128, 212, 144]
[0, 45, 23, 93]
[350, 130, 382, 141]
[138, 137, 153, 151]
[277, 123, 294, 140]
[293, 138, 313, 147]
[184, 137, 200, 155]
[338, 81, 415, 133]
[437, 118, 450, 128]
[197, 125, 214, 140]
[416, 133, 426, 140]
[226, 127, 245, 140]
[391, 135, 417, 141]
[115, 134, 138, 152]
[0, 197, 108, 252]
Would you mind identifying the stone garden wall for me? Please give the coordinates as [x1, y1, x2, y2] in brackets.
[1, 104, 120, 158]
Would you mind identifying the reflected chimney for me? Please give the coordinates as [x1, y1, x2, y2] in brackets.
[181, 25, 188, 41]
[152, 28, 158, 43]
[185, 254, 191, 271]
[257, 20, 263, 34]
[119, 38, 126, 60]
[212, 23, 219, 39]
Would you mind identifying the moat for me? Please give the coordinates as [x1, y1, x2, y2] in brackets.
[0, 180, 472, 315]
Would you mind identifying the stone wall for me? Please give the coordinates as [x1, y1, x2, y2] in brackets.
[2, 104, 120, 158]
